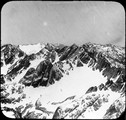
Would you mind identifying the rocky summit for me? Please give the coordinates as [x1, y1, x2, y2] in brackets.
[1, 42, 125, 119]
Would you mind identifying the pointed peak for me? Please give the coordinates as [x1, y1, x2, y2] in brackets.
[71, 43, 78, 47]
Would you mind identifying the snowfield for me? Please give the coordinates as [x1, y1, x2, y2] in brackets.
[23, 63, 107, 103]
[19, 43, 45, 55]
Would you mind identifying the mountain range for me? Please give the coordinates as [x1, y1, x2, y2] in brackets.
[1, 42, 125, 119]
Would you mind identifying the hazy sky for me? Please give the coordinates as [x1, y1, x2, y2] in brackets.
[1, 1, 125, 46]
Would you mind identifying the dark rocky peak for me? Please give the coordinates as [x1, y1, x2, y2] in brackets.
[1, 44, 22, 55]
[82, 42, 96, 50]
[1, 44, 25, 65]
[20, 59, 63, 87]
[5, 55, 31, 80]
[76, 59, 83, 67]
[59, 44, 79, 61]
[36, 47, 48, 57]
[45, 43, 56, 52]
[85, 86, 98, 94]
[98, 83, 105, 91]
[28, 53, 36, 61]
[70, 43, 78, 48]
[55, 46, 68, 55]
[1, 44, 13, 51]
[36, 60, 53, 76]
[54, 43, 67, 50]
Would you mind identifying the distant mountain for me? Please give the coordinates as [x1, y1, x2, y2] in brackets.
[1, 42, 125, 119]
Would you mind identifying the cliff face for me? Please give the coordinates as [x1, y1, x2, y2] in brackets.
[1, 43, 125, 119]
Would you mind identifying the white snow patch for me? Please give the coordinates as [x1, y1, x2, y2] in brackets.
[1, 64, 11, 75]
[52, 52, 60, 64]
[19, 43, 45, 55]
[1, 57, 22, 75]
[2, 111, 15, 118]
[30, 58, 45, 68]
